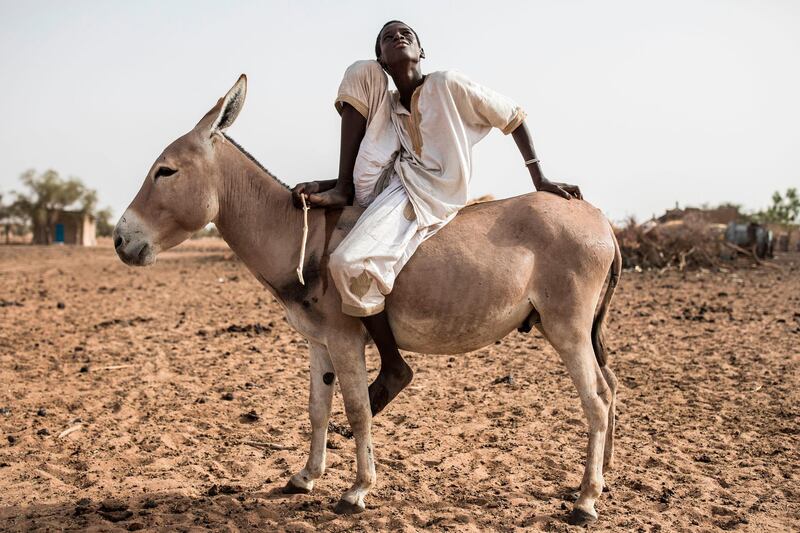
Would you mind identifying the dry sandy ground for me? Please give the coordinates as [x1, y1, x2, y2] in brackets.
[0, 239, 798, 532]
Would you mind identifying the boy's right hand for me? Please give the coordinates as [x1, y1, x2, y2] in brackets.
[292, 181, 321, 208]
[291, 182, 352, 209]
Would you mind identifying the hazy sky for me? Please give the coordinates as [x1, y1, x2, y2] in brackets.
[1, 0, 798, 223]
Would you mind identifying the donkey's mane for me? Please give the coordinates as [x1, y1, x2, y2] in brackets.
[222, 133, 291, 191]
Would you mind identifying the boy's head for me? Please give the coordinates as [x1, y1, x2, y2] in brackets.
[375, 20, 424, 70]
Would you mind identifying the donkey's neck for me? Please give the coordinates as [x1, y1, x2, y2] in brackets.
[213, 140, 321, 305]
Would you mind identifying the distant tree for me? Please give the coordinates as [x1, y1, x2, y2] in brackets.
[754, 188, 799, 225]
[79, 188, 98, 215]
[0, 193, 10, 243]
[753, 188, 800, 249]
[95, 207, 115, 237]
[12, 169, 108, 244]
[0, 192, 30, 244]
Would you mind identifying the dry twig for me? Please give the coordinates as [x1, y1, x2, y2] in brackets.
[240, 440, 296, 451]
[58, 424, 82, 439]
[97, 364, 134, 371]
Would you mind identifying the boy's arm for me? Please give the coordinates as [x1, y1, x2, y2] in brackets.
[511, 121, 583, 200]
[292, 103, 367, 208]
[444, 71, 582, 200]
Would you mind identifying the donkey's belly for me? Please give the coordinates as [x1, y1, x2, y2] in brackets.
[385, 226, 537, 354]
[390, 297, 533, 354]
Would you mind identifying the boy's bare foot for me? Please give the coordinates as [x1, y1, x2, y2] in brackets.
[360, 310, 413, 416]
[368, 360, 413, 416]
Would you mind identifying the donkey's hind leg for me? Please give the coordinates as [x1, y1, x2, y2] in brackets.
[284, 341, 335, 494]
[600, 366, 618, 472]
[540, 317, 612, 525]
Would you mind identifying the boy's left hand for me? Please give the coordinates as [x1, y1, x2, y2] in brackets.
[537, 178, 583, 200]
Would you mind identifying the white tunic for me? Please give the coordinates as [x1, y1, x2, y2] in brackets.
[336, 60, 526, 228]
[329, 60, 526, 316]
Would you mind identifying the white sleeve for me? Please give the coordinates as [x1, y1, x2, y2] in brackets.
[334, 60, 389, 122]
[443, 70, 527, 135]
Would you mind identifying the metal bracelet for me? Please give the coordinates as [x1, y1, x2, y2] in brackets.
[524, 158, 540, 167]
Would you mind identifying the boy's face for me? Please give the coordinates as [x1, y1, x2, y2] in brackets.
[378, 22, 424, 68]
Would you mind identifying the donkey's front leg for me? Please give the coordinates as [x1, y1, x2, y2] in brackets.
[328, 339, 374, 514]
[284, 341, 335, 494]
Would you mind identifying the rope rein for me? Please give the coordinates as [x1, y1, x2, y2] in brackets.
[296, 193, 310, 285]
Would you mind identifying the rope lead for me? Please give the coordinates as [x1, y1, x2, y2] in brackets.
[297, 193, 310, 285]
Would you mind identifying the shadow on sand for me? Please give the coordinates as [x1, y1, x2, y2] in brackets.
[0, 484, 572, 531]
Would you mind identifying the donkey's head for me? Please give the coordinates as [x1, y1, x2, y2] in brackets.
[113, 75, 247, 266]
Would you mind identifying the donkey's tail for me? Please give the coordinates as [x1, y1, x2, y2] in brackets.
[591, 227, 622, 368]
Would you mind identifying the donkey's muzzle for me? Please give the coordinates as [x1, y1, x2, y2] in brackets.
[113, 220, 155, 267]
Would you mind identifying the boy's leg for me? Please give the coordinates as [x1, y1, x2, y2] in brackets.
[360, 311, 412, 416]
[329, 178, 423, 416]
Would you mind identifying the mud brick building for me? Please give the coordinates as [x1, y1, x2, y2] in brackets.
[32, 209, 96, 246]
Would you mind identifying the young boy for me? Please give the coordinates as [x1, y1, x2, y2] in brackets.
[292, 20, 581, 416]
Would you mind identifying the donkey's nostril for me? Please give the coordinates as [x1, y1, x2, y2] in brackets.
[114, 235, 124, 250]
[137, 243, 149, 261]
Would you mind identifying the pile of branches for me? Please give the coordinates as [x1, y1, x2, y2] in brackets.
[614, 214, 728, 270]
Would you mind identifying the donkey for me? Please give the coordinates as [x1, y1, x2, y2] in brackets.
[113, 75, 622, 525]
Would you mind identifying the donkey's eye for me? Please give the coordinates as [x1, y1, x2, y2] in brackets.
[154, 166, 177, 181]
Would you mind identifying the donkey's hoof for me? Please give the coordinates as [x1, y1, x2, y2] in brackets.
[566, 508, 597, 526]
[333, 499, 365, 515]
[282, 480, 311, 495]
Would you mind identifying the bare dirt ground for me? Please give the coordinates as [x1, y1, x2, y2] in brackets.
[0, 239, 798, 532]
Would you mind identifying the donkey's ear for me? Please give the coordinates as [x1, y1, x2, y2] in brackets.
[195, 74, 247, 134]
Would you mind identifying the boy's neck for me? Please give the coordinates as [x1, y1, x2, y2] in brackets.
[389, 62, 425, 108]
